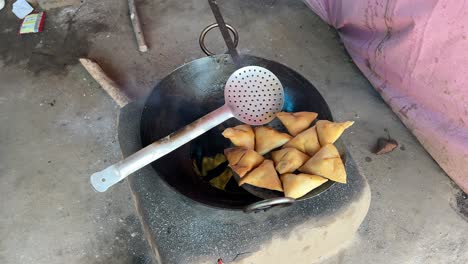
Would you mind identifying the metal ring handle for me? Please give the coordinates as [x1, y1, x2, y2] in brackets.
[199, 23, 239, 56]
[243, 197, 296, 213]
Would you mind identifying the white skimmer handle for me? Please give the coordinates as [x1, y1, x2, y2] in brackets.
[90, 105, 233, 192]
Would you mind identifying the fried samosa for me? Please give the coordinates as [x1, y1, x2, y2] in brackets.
[299, 144, 346, 183]
[316, 120, 354, 146]
[254, 126, 292, 155]
[239, 160, 283, 191]
[224, 147, 245, 165]
[281, 173, 328, 199]
[276, 111, 318, 136]
[222, 124, 255, 149]
[201, 153, 226, 177]
[224, 147, 264, 177]
[282, 126, 321, 156]
[209, 168, 233, 190]
[271, 148, 310, 174]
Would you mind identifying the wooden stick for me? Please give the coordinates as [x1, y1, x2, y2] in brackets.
[79, 58, 131, 108]
[128, 0, 148, 52]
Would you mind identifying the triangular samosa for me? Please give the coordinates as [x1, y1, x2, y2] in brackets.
[224, 147, 264, 177]
[224, 147, 245, 165]
[222, 124, 255, 149]
[316, 120, 354, 146]
[299, 144, 346, 183]
[201, 154, 227, 176]
[271, 148, 310, 174]
[209, 168, 233, 190]
[276, 111, 318, 136]
[281, 173, 328, 199]
[254, 126, 292, 155]
[282, 126, 321, 156]
[239, 160, 283, 191]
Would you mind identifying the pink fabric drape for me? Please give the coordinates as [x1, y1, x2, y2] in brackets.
[304, 0, 468, 193]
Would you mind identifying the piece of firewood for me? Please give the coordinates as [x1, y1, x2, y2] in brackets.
[79, 58, 131, 108]
[128, 0, 148, 52]
[374, 138, 398, 155]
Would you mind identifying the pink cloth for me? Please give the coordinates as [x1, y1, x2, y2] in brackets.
[305, 0, 468, 193]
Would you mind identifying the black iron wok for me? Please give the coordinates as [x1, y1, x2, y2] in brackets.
[140, 54, 345, 210]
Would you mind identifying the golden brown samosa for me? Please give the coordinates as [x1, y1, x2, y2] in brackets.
[271, 148, 310, 174]
[239, 160, 283, 191]
[201, 154, 226, 176]
[209, 168, 233, 190]
[282, 126, 321, 156]
[224, 147, 245, 165]
[299, 144, 346, 183]
[281, 173, 328, 199]
[224, 147, 264, 177]
[316, 120, 354, 146]
[222, 125, 255, 149]
[254, 126, 292, 155]
[276, 111, 318, 136]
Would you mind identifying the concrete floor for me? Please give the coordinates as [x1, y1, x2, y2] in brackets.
[0, 0, 467, 264]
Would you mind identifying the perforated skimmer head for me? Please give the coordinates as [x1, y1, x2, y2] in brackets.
[224, 66, 284, 125]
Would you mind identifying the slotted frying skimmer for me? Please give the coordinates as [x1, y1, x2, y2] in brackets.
[91, 66, 284, 192]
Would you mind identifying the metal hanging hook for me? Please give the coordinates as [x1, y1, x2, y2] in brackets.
[199, 23, 239, 56]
